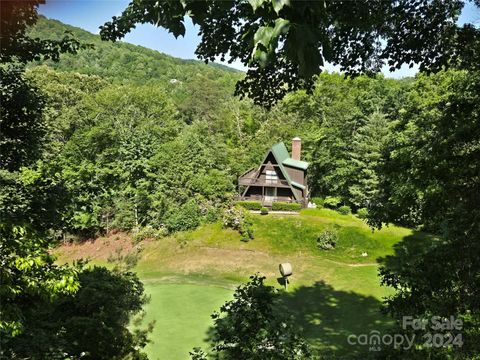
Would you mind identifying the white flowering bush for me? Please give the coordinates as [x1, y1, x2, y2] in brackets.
[317, 226, 339, 250]
[223, 207, 254, 242]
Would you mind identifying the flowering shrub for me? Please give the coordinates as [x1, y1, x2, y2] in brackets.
[132, 225, 167, 243]
[223, 207, 254, 242]
[317, 227, 339, 250]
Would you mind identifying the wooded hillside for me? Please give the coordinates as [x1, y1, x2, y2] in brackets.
[12, 17, 422, 238]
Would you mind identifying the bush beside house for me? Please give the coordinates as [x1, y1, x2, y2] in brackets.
[271, 202, 302, 211]
[323, 196, 342, 209]
[236, 201, 263, 210]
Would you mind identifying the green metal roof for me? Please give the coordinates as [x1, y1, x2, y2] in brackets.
[270, 142, 291, 163]
[290, 181, 306, 190]
[269, 142, 309, 201]
[282, 157, 309, 170]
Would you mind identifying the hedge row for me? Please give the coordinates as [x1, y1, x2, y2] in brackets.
[236, 201, 263, 210]
[236, 201, 302, 211]
[271, 202, 302, 211]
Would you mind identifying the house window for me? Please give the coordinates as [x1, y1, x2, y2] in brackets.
[266, 170, 277, 184]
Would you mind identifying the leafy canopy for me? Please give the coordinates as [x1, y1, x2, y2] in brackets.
[101, 0, 479, 105]
[369, 70, 480, 358]
[1, 4, 151, 359]
[191, 274, 311, 359]
[1, 0, 86, 64]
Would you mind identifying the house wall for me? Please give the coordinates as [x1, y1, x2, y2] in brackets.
[257, 166, 286, 181]
[255, 153, 287, 182]
[285, 166, 305, 185]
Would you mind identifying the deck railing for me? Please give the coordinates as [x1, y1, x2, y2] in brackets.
[235, 195, 302, 205]
[238, 177, 290, 187]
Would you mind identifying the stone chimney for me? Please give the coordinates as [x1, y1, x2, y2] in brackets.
[291, 137, 301, 160]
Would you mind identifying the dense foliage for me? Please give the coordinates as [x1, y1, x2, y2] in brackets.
[0, 1, 84, 344]
[222, 206, 254, 242]
[271, 202, 301, 211]
[370, 70, 480, 358]
[23, 18, 420, 238]
[0, 225, 79, 340]
[316, 225, 339, 251]
[337, 205, 351, 215]
[29, 17, 241, 105]
[101, 0, 479, 105]
[1, 4, 151, 358]
[236, 201, 263, 211]
[3, 6, 480, 358]
[190, 274, 311, 359]
[4, 266, 151, 360]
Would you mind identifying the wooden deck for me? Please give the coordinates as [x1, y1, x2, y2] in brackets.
[238, 168, 290, 187]
[235, 195, 301, 207]
[238, 178, 290, 187]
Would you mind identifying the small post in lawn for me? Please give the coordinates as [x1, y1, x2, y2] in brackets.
[279, 263, 292, 290]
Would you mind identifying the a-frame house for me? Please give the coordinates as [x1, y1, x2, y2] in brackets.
[238, 137, 309, 207]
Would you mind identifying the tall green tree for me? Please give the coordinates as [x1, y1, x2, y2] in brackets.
[0, 1, 84, 340]
[1, 1, 85, 170]
[295, 74, 404, 205]
[1, 4, 151, 358]
[4, 266, 151, 360]
[370, 71, 480, 357]
[0, 225, 79, 343]
[58, 84, 180, 234]
[348, 110, 390, 209]
[0, 67, 46, 170]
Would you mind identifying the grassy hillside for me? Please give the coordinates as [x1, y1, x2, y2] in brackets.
[55, 208, 431, 359]
[29, 16, 242, 89]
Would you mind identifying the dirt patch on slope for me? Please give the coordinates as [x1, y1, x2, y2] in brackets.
[56, 232, 136, 262]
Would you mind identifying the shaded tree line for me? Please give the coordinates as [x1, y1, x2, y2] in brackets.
[1, 2, 151, 358]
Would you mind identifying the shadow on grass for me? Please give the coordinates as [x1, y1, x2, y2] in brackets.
[376, 231, 438, 272]
[279, 281, 392, 359]
[276, 276, 288, 288]
[200, 280, 394, 359]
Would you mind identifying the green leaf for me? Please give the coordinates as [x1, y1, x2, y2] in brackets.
[271, 0, 290, 14]
[284, 24, 322, 78]
[249, 0, 265, 12]
[251, 18, 290, 66]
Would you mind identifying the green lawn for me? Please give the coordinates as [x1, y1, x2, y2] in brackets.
[56, 208, 430, 359]
[141, 283, 232, 360]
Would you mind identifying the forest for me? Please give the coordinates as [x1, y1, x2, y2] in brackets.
[1, 2, 479, 359]
[10, 17, 417, 237]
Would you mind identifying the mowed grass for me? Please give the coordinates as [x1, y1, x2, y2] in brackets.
[56, 208, 431, 359]
[141, 283, 231, 360]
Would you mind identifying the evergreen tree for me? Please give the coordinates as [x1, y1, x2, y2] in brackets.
[348, 111, 390, 209]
